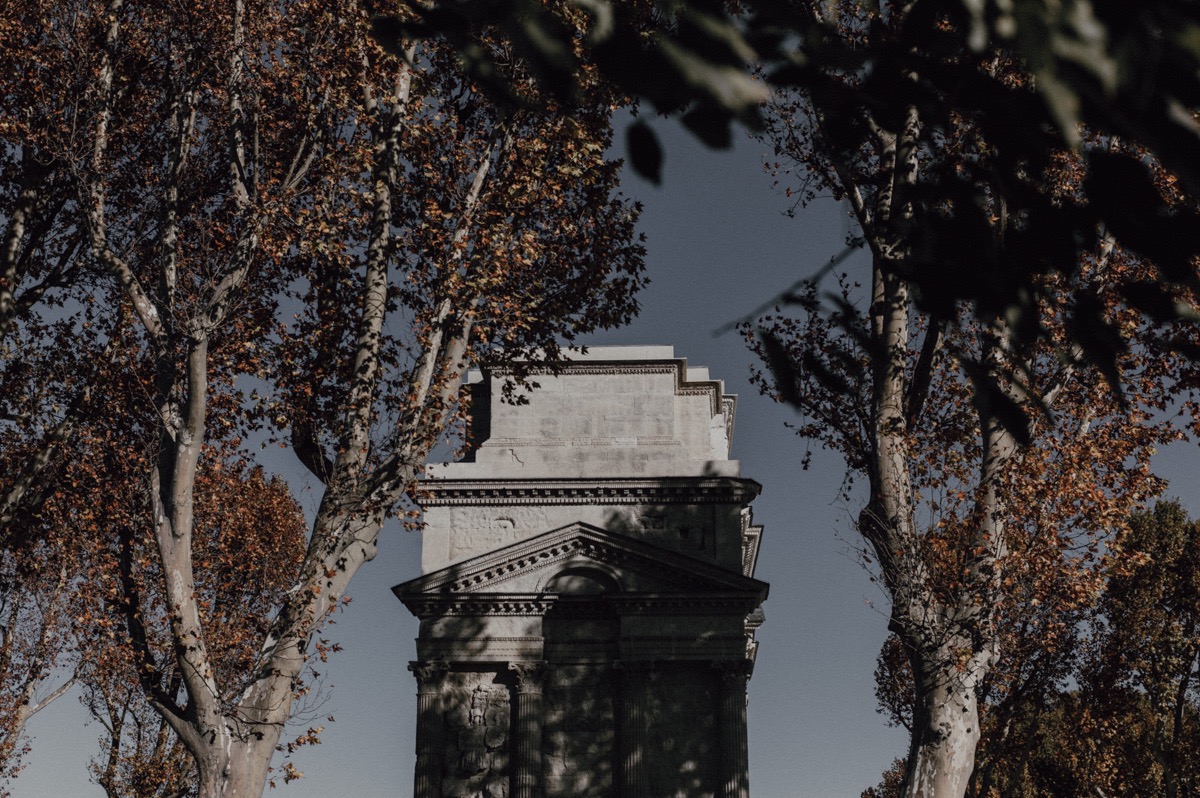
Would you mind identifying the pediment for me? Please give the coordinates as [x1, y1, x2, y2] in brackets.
[393, 522, 769, 600]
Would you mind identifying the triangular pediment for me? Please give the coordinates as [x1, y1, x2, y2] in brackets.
[393, 522, 769, 600]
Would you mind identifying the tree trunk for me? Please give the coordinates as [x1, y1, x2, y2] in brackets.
[205, 729, 280, 798]
[179, 676, 287, 798]
[904, 654, 984, 798]
[180, 505, 389, 798]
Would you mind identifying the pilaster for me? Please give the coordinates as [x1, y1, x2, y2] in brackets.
[616, 660, 655, 798]
[510, 661, 551, 798]
[714, 660, 752, 798]
[409, 660, 450, 798]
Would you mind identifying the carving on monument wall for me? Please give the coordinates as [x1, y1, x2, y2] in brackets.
[676, 522, 712, 554]
[634, 506, 716, 556]
[449, 507, 548, 561]
[441, 673, 511, 798]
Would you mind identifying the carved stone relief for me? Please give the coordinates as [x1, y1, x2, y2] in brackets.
[634, 506, 717, 557]
[676, 521, 712, 555]
[441, 673, 511, 798]
[450, 507, 548, 562]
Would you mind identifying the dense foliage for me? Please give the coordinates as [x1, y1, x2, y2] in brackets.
[384, 0, 1200, 420]
[865, 502, 1200, 798]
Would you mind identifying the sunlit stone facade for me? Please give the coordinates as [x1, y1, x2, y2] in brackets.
[394, 346, 768, 798]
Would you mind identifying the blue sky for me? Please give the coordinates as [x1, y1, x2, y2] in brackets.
[18, 122, 1200, 798]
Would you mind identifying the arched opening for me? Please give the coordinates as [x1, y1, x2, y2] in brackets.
[543, 566, 620, 596]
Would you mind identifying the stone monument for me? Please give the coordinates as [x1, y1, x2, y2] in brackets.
[394, 346, 768, 798]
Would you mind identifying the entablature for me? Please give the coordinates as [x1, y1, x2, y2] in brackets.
[415, 476, 762, 508]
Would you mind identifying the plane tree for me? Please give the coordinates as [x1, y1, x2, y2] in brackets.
[0, 512, 77, 787]
[746, 5, 1198, 793]
[748, 254, 1189, 796]
[1, 0, 647, 796]
[0, 305, 312, 796]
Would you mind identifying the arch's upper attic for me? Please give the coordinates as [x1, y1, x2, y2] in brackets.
[458, 344, 737, 478]
[417, 346, 760, 575]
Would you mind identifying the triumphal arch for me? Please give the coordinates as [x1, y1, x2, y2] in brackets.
[394, 346, 768, 798]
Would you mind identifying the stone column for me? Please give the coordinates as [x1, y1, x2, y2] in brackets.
[714, 660, 751, 798]
[616, 661, 653, 798]
[510, 661, 551, 798]
[409, 661, 449, 798]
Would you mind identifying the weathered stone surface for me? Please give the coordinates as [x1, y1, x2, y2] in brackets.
[543, 665, 615, 798]
[644, 666, 718, 797]
[396, 347, 767, 798]
[427, 346, 738, 483]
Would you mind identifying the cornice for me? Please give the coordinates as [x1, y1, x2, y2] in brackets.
[486, 359, 734, 418]
[399, 592, 764, 619]
[740, 507, 764, 578]
[480, 435, 684, 448]
[494, 361, 678, 377]
[401, 595, 557, 617]
[610, 593, 765, 615]
[415, 477, 762, 508]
